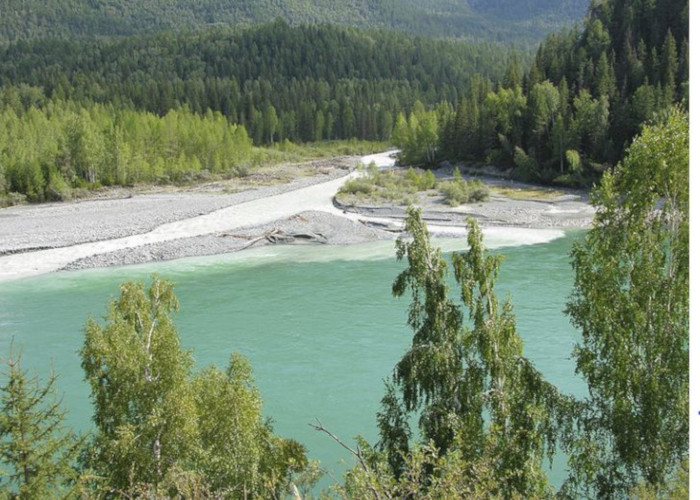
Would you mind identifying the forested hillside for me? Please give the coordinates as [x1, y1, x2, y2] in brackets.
[394, 0, 688, 186]
[0, 0, 588, 43]
[0, 22, 523, 202]
[0, 0, 689, 204]
[0, 22, 517, 142]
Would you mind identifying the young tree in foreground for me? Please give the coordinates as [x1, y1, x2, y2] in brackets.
[81, 277, 198, 494]
[81, 275, 312, 498]
[0, 347, 84, 499]
[348, 208, 567, 498]
[563, 107, 689, 498]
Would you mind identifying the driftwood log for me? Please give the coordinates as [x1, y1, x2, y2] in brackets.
[359, 219, 403, 233]
[219, 228, 328, 250]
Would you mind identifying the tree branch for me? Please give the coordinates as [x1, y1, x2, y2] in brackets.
[309, 419, 389, 500]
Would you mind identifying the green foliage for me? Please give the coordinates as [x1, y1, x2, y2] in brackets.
[512, 146, 539, 182]
[439, 168, 489, 206]
[630, 458, 689, 500]
[562, 108, 689, 498]
[0, 97, 253, 199]
[375, 207, 566, 497]
[339, 440, 503, 499]
[336, 164, 436, 206]
[404, 167, 436, 191]
[439, 0, 687, 186]
[0, 161, 6, 195]
[392, 106, 440, 166]
[192, 355, 265, 494]
[0, 0, 587, 44]
[81, 277, 197, 493]
[0, 23, 521, 146]
[337, 165, 487, 208]
[44, 171, 73, 202]
[0, 347, 84, 499]
[251, 140, 389, 167]
[483, 85, 527, 162]
[81, 275, 313, 498]
[565, 149, 581, 172]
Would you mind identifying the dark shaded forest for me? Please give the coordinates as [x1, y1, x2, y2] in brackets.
[395, 0, 688, 186]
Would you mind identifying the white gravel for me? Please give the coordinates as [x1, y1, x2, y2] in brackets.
[0, 150, 593, 282]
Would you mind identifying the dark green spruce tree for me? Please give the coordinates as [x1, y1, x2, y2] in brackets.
[0, 347, 84, 499]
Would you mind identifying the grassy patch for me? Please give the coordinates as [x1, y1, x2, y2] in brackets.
[336, 164, 435, 206]
[251, 139, 390, 166]
[490, 185, 566, 201]
[337, 165, 493, 208]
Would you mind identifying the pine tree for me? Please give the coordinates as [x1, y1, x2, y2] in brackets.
[0, 347, 84, 499]
[659, 29, 678, 104]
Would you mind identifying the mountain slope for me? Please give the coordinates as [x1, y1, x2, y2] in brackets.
[0, 0, 589, 43]
[0, 22, 520, 145]
[434, 0, 688, 185]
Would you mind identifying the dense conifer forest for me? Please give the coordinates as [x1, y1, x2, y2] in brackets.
[0, 22, 518, 143]
[0, 0, 587, 43]
[398, 0, 689, 185]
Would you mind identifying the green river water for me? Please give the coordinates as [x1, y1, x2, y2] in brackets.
[0, 231, 587, 491]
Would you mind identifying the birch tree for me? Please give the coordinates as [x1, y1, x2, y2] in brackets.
[81, 277, 198, 495]
[563, 107, 689, 498]
[378, 208, 566, 498]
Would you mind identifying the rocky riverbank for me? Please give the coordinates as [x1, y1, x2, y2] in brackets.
[0, 151, 594, 280]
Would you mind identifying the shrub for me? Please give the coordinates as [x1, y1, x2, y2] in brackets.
[405, 167, 436, 190]
[467, 180, 490, 202]
[336, 166, 428, 205]
[45, 171, 73, 201]
[0, 192, 27, 207]
[338, 177, 376, 196]
[439, 169, 489, 206]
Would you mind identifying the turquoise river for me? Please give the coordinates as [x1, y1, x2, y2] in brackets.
[0, 231, 587, 490]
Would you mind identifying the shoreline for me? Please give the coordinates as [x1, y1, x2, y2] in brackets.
[0, 151, 594, 282]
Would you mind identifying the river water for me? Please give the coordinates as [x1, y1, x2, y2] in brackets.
[0, 230, 586, 490]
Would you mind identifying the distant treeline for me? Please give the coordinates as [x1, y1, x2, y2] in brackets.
[395, 0, 688, 186]
[0, 0, 587, 43]
[0, 22, 519, 145]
